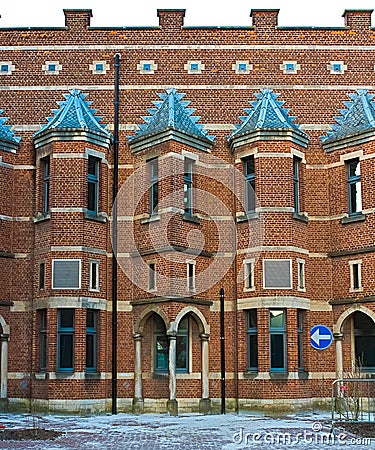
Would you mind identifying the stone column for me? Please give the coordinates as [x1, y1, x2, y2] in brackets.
[0, 335, 8, 399]
[199, 333, 211, 414]
[132, 333, 144, 414]
[334, 333, 343, 379]
[167, 333, 178, 416]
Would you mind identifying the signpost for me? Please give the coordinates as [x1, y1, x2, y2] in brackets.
[310, 324, 333, 350]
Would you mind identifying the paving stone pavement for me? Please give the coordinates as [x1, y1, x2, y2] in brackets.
[0, 412, 373, 449]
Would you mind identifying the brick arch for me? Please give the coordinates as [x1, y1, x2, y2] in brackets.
[172, 306, 210, 335]
[333, 304, 375, 335]
[133, 306, 169, 334]
[0, 315, 9, 335]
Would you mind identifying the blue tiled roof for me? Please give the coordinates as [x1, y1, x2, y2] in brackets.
[0, 111, 21, 146]
[128, 88, 214, 143]
[230, 89, 307, 138]
[322, 90, 375, 144]
[34, 89, 111, 138]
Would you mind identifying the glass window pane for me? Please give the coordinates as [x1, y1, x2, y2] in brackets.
[247, 309, 257, 329]
[59, 334, 74, 369]
[270, 334, 284, 369]
[88, 181, 97, 212]
[88, 157, 98, 176]
[86, 334, 95, 368]
[248, 334, 258, 369]
[86, 310, 95, 329]
[59, 309, 74, 328]
[155, 336, 168, 370]
[270, 310, 285, 329]
[176, 335, 188, 370]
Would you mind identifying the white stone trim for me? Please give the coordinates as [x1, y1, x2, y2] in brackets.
[0, 61, 15, 75]
[232, 60, 253, 74]
[42, 61, 62, 75]
[237, 296, 310, 311]
[280, 60, 300, 74]
[89, 60, 110, 74]
[349, 259, 363, 293]
[137, 60, 157, 74]
[184, 60, 205, 74]
[327, 60, 347, 74]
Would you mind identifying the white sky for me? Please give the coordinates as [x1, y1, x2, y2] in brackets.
[0, 0, 374, 28]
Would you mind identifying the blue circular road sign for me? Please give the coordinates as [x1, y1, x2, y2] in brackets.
[310, 324, 333, 350]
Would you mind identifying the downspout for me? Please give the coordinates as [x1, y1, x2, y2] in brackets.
[111, 53, 120, 415]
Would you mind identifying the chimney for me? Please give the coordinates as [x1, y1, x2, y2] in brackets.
[157, 9, 185, 32]
[64, 9, 92, 30]
[250, 9, 279, 29]
[343, 9, 373, 30]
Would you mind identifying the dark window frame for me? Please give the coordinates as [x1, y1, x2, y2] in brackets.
[86, 309, 98, 372]
[297, 310, 304, 371]
[57, 309, 75, 372]
[293, 156, 301, 214]
[346, 158, 362, 216]
[246, 309, 258, 371]
[149, 158, 158, 215]
[41, 156, 50, 214]
[243, 156, 256, 213]
[39, 309, 47, 371]
[88, 155, 100, 214]
[269, 309, 287, 372]
[184, 158, 194, 216]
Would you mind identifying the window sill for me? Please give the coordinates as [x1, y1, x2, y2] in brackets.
[84, 212, 107, 223]
[183, 213, 200, 224]
[269, 371, 288, 380]
[341, 213, 366, 224]
[237, 212, 259, 222]
[34, 212, 51, 223]
[298, 371, 309, 379]
[141, 214, 160, 225]
[243, 371, 258, 379]
[85, 371, 101, 379]
[293, 212, 308, 223]
[55, 371, 74, 379]
[153, 372, 168, 379]
[34, 372, 47, 380]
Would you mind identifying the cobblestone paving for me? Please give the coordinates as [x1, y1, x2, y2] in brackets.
[0, 412, 373, 449]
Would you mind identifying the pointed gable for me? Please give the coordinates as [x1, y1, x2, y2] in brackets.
[33, 89, 112, 149]
[322, 89, 375, 152]
[0, 110, 21, 153]
[228, 89, 309, 149]
[128, 88, 214, 153]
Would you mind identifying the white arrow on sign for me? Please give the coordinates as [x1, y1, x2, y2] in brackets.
[311, 328, 331, 346]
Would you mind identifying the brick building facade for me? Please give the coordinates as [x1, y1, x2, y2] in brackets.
[0, 7, 375, 414]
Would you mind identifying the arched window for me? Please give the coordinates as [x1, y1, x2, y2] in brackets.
[353, 312, 375, 371]
[153, 315, 168, 373]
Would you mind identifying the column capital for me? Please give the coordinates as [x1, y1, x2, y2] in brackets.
[133, 333, 143, 341]
[200, 333, 210, 341]
[333, 333, 343, 340]
[0, 334, 9, 341]
[167, 332, 177, 340]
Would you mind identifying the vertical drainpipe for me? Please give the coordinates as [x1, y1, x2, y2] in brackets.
[112, 53, 120, 415]
[220, 287, 225, 414]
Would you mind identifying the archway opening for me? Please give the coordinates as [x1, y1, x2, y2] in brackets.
[353, 312, 375, 371]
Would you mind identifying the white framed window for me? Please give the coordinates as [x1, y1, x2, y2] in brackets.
[280, 60, 300, 74]
[187, 260, 196, 291]
[90, 60, 110, 74]
[52, 259, 81, 290]
[243, 258, 255, 291]
[263, 259, 292, 290]
[327, 61, 347, 74]
[184, 60, 205, 74]
[137, 60, 157, 74]
[148, 261, 156, 291]
[89, 260, 99, 292]
[0, 61, 15, 75]
[232, 60, 253, 74]
[42, 61, 62, 75]
[297, 258, 306, 291]
[349, 260, 363, 292]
